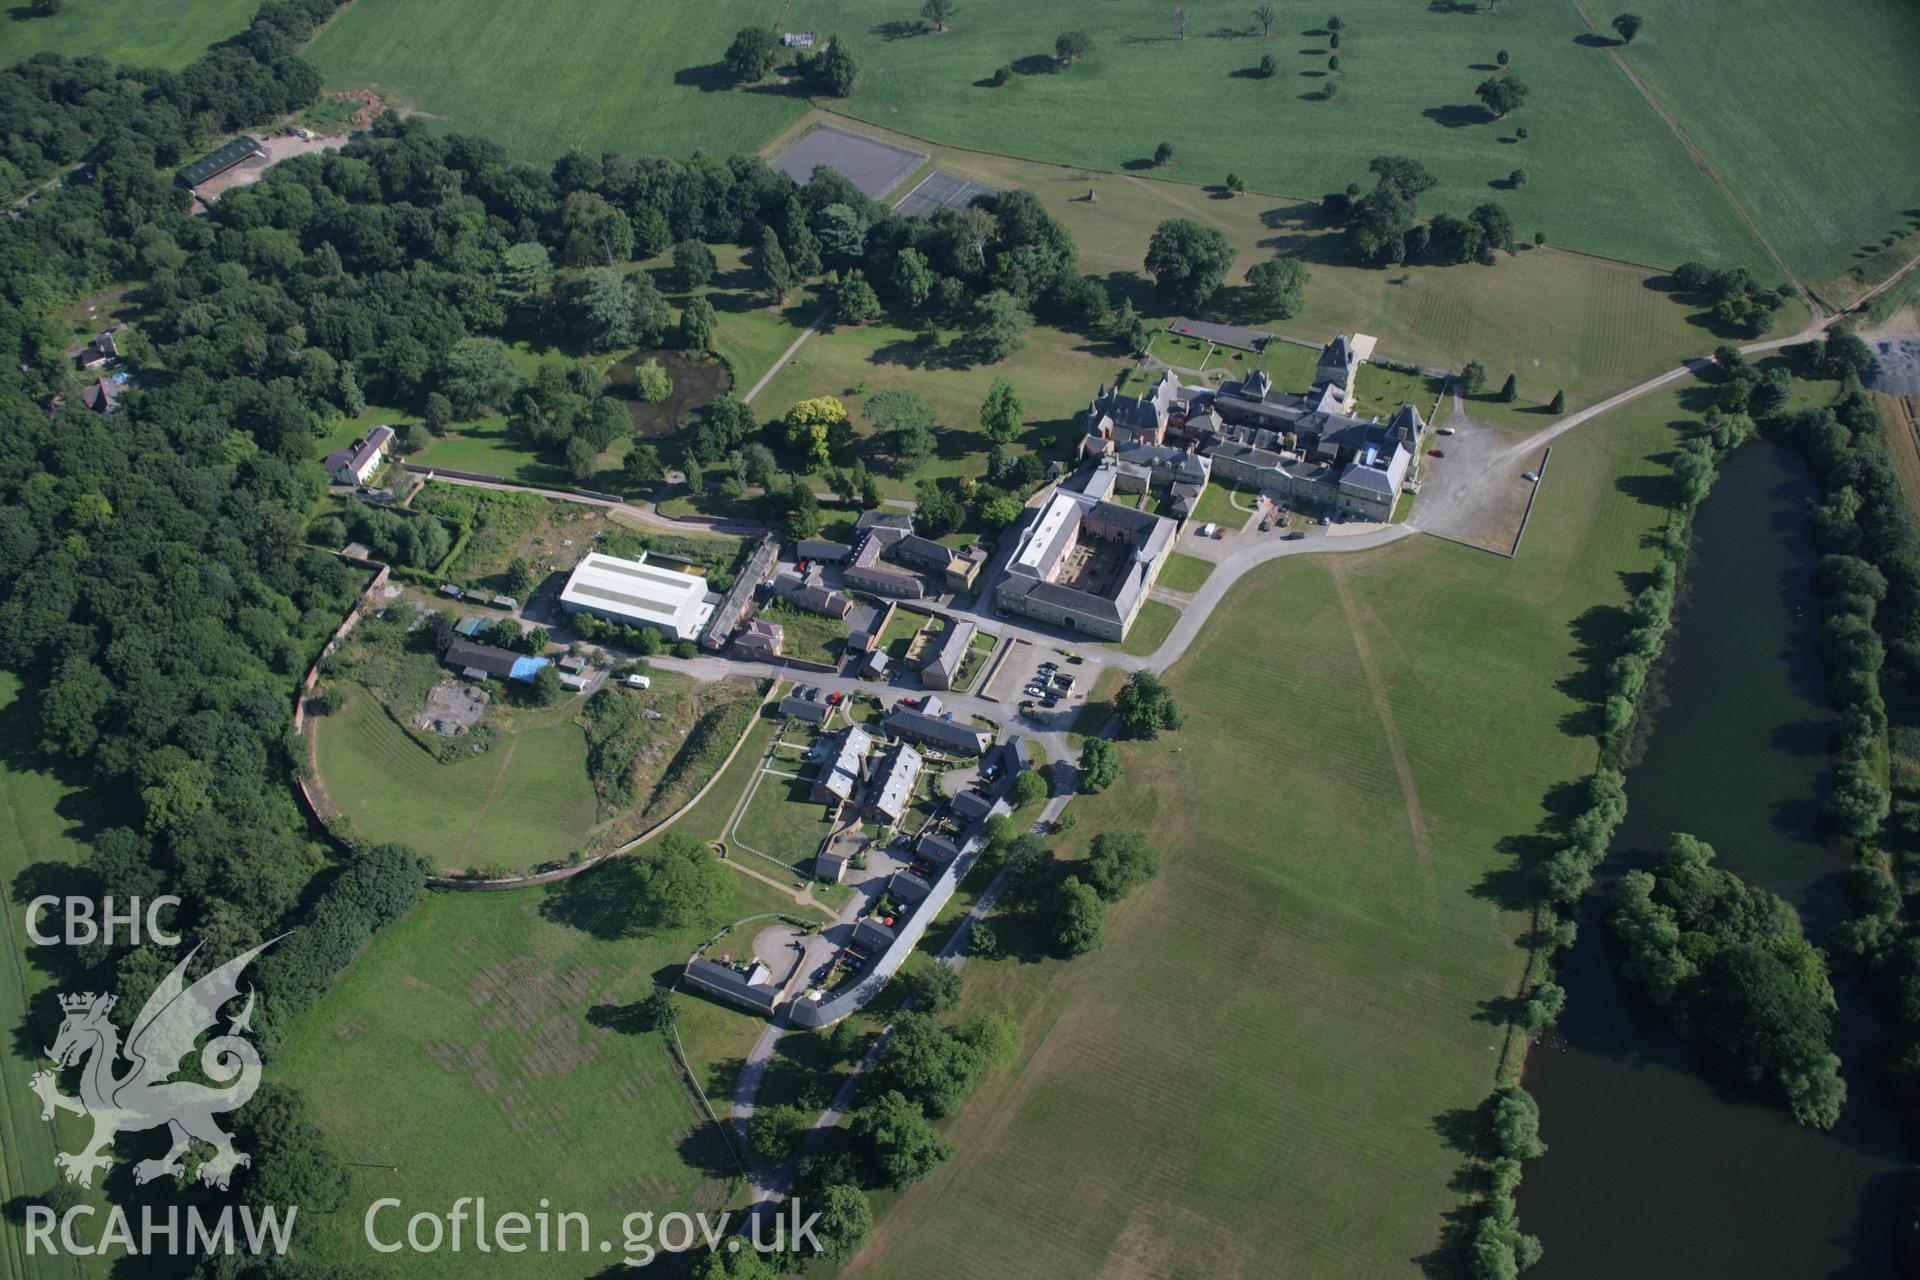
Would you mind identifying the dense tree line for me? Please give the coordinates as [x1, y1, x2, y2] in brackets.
[1766, 360, 1920, 1207]
[1781, 372, 1916, 835]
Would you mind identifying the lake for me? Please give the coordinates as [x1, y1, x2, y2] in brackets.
[1517, 438, 1908, 1277]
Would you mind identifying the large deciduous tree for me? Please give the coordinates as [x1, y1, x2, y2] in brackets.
[1476, 74, 1529, 119]
[1144, 218, 1236, 309]
[1245, 257, 1310, 318]
[1114, 670, 1186, 739]
[724, 26, 779, 82]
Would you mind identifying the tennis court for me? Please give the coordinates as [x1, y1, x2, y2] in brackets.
[769, 126, 925, 199]
[894, 170, 997, 216]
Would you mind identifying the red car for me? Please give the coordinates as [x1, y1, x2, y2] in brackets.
[1429, 448, 1445, 458]
[900, 697, 920, 708]
[826, 691, 844, 705]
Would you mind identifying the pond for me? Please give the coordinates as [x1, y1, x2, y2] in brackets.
[606, 349, 731, 437]
[1517, 439, 1907, 1277]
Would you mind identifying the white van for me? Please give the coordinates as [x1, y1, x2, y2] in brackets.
[624, 674, 652, 690]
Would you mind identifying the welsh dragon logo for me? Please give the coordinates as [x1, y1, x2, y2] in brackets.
[31, 940, 276, 1191]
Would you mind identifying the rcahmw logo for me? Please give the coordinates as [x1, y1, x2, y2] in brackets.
[25, 938, 296, 1258]
[26, 1203, 296, 1259]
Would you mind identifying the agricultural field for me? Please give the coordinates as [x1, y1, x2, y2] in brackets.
[296, 0, 1776, 271]
[1601, 0, 1920, 288]
[303, 0, 808, 163]
[833, 0, 1764, 272]
[313, 685, 597, 875]
[274, 867, 821, 1278]
[845, 384, 1690, 1276]
[2, 0, 256, 69]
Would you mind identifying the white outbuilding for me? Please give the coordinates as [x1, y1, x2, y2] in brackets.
[557, 552, 715, 641]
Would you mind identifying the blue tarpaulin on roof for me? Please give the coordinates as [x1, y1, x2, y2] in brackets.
[509, 656, 550, 683]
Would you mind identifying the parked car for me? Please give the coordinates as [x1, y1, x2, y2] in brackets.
[1437, 426, 1456, 436]
[1319, 515, 1331, 526]
[1041, 695, 1060, 708]
[1259, 519, 1272, 532]
[805, 686, 820, 700]
[901, 697, 920, 708]
[796, 559, 811, 574]
[826, 691, 844, 705]
[1286, 530, 1306, 541]
[1429, 448, 1445, 458]
[1522, 470, 1540, 482]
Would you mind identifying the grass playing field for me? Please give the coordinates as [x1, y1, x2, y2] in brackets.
[274, 867, 819, 1277]
[1599, 0, 1920, 288]
[2, 0, 256, 69]
[842, 382, 1694, 1277]
[313, 686, 597, 875]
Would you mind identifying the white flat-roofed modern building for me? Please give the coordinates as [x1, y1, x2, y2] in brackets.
[558, 552, 715, 641]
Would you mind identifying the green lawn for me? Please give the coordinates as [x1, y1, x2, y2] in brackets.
[2, 0, 256, 69]
[303, 0, 807, 163]
[949, 631, 1001, 693]
[1114, 599, 1180, 657]
[835, 0, 1766, 272]
[1603, 0, 1920, 287]
[1145, 329, 1213, 370]
[734, 770, 836, 866]
[763, 602, 850, 667]
[1205, 338, 1321, 392]
[0, 675, 104, 1280]
[844, 382, 1690, 1278]
[313, 686, 597, 875]
[876, 606, 941, 661]
[1158, 552, 1217, 593]
[274, 869, 815, 1276]
[1190, 479, 1256, 530]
